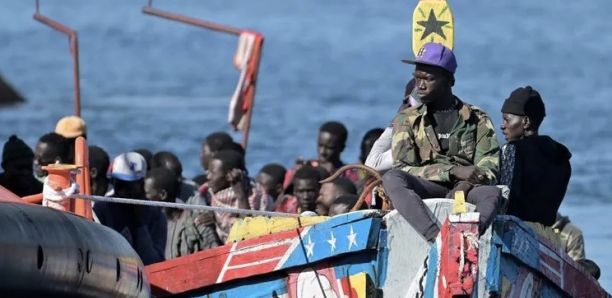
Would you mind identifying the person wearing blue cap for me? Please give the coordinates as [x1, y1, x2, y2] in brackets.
[383, 43, 503, 243]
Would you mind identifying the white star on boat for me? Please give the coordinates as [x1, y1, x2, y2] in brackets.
[304, 235, 315, 257]
[347, 226, 358, 250]
[327, 231, 337, 253]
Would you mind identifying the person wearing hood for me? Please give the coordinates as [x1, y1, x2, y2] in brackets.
[499, 86, 572, 226]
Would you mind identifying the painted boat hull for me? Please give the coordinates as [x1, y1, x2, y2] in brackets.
[0, 202, 150, 298]
[146, 199, 610, 298]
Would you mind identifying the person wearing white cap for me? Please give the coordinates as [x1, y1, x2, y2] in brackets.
[93, 152, 167, 265]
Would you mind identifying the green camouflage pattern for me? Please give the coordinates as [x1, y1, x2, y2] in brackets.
[391, 100, 500, 184]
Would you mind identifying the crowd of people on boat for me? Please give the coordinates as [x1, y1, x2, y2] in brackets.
[0, 42, 601, 280]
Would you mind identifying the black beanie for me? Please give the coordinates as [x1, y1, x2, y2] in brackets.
[2, 135, 34, 165]
[501, 86, 546, 121]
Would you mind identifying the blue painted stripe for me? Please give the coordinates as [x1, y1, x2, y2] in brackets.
[332, 252, 377, 281]
[486, 234, 502, 292]
[194, 273, 288, 298]
[280, 217, 381, 270]
[424, 243, 439, 298]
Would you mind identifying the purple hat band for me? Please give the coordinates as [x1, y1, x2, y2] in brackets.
[402, 43, 457, 74]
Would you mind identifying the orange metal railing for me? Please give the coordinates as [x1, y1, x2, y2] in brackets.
[33, 0, 81, 117]
[142, 0, 264, 152]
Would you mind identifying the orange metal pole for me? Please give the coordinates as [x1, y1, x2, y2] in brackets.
[74, 137, 92, 220]
[142, 0, 264, 153]
[142, 2, 242, 36]
[33, 0, 81, 117]
[239, 35, 264, 151]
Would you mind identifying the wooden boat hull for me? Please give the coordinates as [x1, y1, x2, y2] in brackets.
[0, 202, 150, 298]
[146, 199, 610, 298]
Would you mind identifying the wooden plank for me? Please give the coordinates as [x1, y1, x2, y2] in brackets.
[412, 0, 454, 56]
[146, 216, 381, 296]
[499, 256, 566, 298]
[226, 210, 384, 243]
[495, 216, 611, 298]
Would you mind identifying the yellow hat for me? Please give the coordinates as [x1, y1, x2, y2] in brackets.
[55, 116, 87, 138]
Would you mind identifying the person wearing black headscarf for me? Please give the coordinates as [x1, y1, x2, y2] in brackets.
[0, 135, 43, 197]
[499, 86, 572, 226]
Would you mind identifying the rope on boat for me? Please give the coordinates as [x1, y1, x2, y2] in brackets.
[71, 194, 301, 218]
[459, 231, 479, 275]
[42, 176, 79, 211]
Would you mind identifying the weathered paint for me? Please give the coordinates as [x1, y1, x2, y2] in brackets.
[383, 199, 476, 298]
[145, 202, 611, 298]
[146, 213, 382, 296]
[493, 216, 611, 298]
[412, 0, 454, 56]
[226, 216, 329, 243]
[437, 213, 480, 298]
[191, 274, 290, 298]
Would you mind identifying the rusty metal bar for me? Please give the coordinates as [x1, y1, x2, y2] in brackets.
[33, 0, 81, 117]
[142, 1, 242, 36]
[239, 36, 264, 151]
[143, 0, 264, 153]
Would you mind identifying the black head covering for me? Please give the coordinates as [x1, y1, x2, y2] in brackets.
[501, 86, 546, 121]
[2, 135, 34, 166]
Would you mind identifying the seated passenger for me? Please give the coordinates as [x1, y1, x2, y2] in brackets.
[256, 163, 287, 202]
[144, 167, 220, 260]
[0, 135, 43, 197]
[316, 177, 357, 216]
[384, 43, 503, 242]
[197, 150, 273, 242]
[552, 213, 585, 261]
[328, 194, 367, 217]
[499, 86, 571, 226]
[33, 132, 70, 183]
[150, 151, 199, 203]
[93, 152, 166, 265]
[275, 165, 321, 214]
[365, 78, 420, 173]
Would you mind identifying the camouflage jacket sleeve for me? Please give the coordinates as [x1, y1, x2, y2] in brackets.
[473, 111, 501, 185]
[391, 110, 455, 182]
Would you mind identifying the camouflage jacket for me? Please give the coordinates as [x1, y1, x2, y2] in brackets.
[391, 100, 500, 184]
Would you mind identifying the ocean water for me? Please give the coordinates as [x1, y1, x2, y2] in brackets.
[1, 0, 611, 290]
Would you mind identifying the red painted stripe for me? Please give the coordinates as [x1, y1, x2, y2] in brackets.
[222, 261, 278, 281]
[228, 243, 291, 267]
[146, 228, 304, 296]
[539, 250, 562, 272]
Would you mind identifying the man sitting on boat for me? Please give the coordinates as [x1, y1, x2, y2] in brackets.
[316, 177, 357, 216]
[383, 42, 503, 243]
[150, 151, 199, 204]
[144, 167, 220, 260]
[0, 135, 43, 197]
[275, 165, 322, 214]
[196, 150, 274, 243]
[499, 86, 572, 226]
[33, 132, 71, 184]
[497, 87, 603, 279]
[94, 152, 167, 265]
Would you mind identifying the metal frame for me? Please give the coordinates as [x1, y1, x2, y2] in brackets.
[142, 0, 264, 151]
[33, 0, 81, 117]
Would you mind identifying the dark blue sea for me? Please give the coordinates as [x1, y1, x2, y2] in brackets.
[1, 0, 611, 290]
